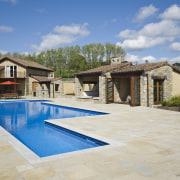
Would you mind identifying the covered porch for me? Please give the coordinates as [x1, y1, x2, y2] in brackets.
[109, 74, 140, 105]
[75, 62, 131, 104]
[75, 73, 102, 103]
[30, 75, 62, 98]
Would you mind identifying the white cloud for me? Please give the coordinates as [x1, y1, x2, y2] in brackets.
[160, 4, 180, 20]
[124, 53, 140, 63]
[0, 49, 8, 54]
[30, 23, 90, 52]
[117, 5, 180, 51]
[125, 53, 157, 64]
[125, 53, 180, 64]
[139, 20, 180, 39]
[0, 0, 17, 4]
[169, 42, 180, 52]
[142, 56, 156, 62]
[0, 26, 14, 32]
[167, 56, 180, 64]
[135, 4, 158, 21]
[118, 29, 137, 39]
[118, 36, 166, 51]
[119, 20, 180, 41]
[54, 23, 89, 36]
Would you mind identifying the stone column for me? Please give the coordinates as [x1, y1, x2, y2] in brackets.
[114, 79, 121, 103]
[99, 75, 106, 104]
[140, 75, 148, 107]
[75, 76, 83, 97]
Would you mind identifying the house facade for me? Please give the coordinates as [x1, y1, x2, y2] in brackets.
[75, 60, 180, 106]
[111, 62, 180, 107]
[0, 56, 63, 98]
[75, 62, 131, 103]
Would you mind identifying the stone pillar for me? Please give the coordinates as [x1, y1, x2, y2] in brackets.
[75, 76, 83, 97]
[114, 79, 121, 103]
[59, 80, 63, 96]
[99, 75, 106, 104]
[140, 66, 173, 107]
[150, 66, 173, 102]
[140, 74, 148, 107]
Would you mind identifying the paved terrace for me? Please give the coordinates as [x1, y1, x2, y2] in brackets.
[0, 97, 180, 180]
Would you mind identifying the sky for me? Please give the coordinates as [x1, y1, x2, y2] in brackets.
[0, 0, 180, 64]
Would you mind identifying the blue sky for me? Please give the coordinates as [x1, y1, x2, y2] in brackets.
[0, 0, 180, 64]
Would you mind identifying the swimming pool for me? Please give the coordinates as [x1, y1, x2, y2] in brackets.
[0, 100, 108, 157]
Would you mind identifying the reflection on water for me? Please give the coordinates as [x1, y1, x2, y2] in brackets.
[0, 101, 107, 157]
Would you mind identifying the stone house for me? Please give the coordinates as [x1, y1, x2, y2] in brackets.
[75, 62, 131, 103]
[0, 56, 62, 98]
[111, 62, 180, 107]
[75, 60, 180, 106]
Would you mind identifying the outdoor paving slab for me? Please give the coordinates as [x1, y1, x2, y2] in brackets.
[0, 167, 22, 180]
[60, 164, 97, 180]
[0, 97, 179, 180]
[22, 166, 56, 180]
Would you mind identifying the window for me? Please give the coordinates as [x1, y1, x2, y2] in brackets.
[48, 73, 54, 78]
[6, 65, 17, 78]
[55, 84, 59, 91]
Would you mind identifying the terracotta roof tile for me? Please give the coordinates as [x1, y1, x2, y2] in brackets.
[31, 75, 61, 83]
[51, 77, 62, 82]
[0, 56, 53, 72]
[111, 62, 180, 75]
[75, 62, 132, 76]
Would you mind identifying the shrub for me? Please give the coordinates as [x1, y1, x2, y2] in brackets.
[161, 96, 180, 106]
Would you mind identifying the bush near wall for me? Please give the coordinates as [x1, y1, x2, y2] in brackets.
[161, 96, 180, 106]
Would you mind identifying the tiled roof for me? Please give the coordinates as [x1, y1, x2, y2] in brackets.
[0, 66, 5, 71]
[111, 62, 180, 75]
[75, 62, 132, 76]
[31, 75, 61, 83]
[0, 56, 53, 72]
[50, 77, 62, 82]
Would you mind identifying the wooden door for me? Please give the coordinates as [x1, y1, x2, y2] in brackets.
[131, 76, 140, 105]
[106, 78, 114, 103]
[32, 82, 38, 91]
[154, 80, 163, 104]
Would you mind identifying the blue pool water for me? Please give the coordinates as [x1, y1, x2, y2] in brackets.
[0, 100, 108, 157]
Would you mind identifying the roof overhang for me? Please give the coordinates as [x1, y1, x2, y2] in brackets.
[0, 56, 53, 72]
[111, 70, 143, 77]
[75, 72, 102, 77]
[151, 75, 167, 80]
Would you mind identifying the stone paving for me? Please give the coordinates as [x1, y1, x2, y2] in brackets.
[0, 97, 180, 180]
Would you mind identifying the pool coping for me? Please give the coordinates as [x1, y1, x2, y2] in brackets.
[0, 106, 124, 164]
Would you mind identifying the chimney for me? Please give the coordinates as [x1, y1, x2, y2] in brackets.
[111, 55, 122, 65]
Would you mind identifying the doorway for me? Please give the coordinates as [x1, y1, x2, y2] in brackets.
[154, 79, 164, 104]
[32, 82, 39, 96]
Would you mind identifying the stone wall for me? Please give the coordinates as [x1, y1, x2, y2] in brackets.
[114, 79, 121, 103]
[26, 68, 50, 95]
[172, 71, 180, 96]
[99, 75, 106, 104]
[63, 82, 75, 95]
[75, 76, 83, 96]
[50, 80, 63, 98]
[140, 66, 173, 107]
[0, 60, 26, 78]
[75, 75, 106, 103]
[114, 78, 130, 103]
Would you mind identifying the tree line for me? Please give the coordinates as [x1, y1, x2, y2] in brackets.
[0, 43, 126, 78]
